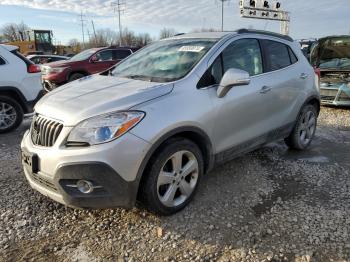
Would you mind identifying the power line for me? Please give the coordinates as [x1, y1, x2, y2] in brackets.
[78, 11, 87, 48]
[111, 0, 126, 46]
[91, 20, 97, 46]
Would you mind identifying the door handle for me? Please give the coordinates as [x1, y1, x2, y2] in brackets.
[300, 73, 309, 79]
[260, 86, 272, 94]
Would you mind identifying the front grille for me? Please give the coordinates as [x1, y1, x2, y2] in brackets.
[31, 115, 63, 147]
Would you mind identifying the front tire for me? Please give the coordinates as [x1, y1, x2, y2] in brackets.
[139, 138, 204, 216]
[0, 96, 23, 133]
[68, 73, 85, 82]
[285, 104, 318, 150]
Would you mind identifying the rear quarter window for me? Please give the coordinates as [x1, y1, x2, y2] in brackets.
[288, 48, 298, 64]
[263, 40, 293, 71]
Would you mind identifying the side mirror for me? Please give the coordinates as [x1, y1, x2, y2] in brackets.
[90, 55, 98, 63]
[217, 68, 250, 98]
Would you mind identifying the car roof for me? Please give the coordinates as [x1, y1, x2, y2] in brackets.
[166, 29, 294, 42]
[167, 32, 231, 40]
[0, 44, 19, 52]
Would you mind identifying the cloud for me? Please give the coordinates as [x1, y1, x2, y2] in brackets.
[1, 0, 220, 29]
[1, 0, 349, 39]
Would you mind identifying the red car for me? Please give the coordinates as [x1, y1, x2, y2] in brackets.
[41, 47, 137, 91]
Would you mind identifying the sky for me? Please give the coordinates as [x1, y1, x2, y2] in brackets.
[0, 0, 349, 44]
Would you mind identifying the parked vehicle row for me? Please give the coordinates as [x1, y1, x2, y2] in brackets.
[20, 29, 320, 215]
[41, 47, 138, 91]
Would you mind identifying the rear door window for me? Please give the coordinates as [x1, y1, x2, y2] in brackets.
[96, 50, 114, 61]
[263, 40, 293, 71]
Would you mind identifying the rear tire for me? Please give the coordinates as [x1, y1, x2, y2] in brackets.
[68, 73, 85, 82]
[139, 137, 204, 216]
[0, 96, 23, 133]
[285, 104, 318, 150]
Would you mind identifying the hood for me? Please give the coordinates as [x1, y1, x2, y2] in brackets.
[43, 59, 75, 68]
[35, 75, 173, 126]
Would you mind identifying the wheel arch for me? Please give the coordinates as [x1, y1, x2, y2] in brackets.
[304, 95, 321, 116]
[67, 70, 89, 82]
[0, 86, 28, 113]
[134, 126, 214, 201]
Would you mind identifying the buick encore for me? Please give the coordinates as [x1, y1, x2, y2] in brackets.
[21, 29, 320, 215]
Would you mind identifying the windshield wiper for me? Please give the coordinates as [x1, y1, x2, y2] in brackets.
[124, 74, 153, 81]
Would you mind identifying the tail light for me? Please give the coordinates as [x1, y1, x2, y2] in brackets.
[314, 67, 321, 89]
[28, 64, 41, 73]
[314, 67, 321, 79]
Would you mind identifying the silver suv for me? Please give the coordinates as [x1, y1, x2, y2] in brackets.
[21, 29, 320, 215]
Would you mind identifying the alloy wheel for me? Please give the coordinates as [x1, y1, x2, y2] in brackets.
[0, 102, 17, 130]
[299, 110, 316, 146]
[157, 150, 199, 207]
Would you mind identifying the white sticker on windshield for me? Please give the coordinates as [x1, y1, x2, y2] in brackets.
[178, 46, 205, 52]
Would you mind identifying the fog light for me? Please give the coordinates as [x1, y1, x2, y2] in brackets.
[76, 180, 94, 194]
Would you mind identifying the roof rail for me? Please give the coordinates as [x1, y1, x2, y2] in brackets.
[236, 29, 293, 42]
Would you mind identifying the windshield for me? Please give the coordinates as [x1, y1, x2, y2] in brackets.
[112, 38, 217, 82]
[311, 37, 350, 69]
[70, 49, 97, 62]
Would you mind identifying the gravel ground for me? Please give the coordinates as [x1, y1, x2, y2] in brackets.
[0, 106, 349, 262]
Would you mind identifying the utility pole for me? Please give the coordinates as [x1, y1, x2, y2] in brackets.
[91, 20, 97, 46]
[78, 11, 87, 48]
[111, 0, 125, 46]
[218, 0, 230, 31]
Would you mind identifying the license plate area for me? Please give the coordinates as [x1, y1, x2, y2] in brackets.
[22, 150, 39, 174]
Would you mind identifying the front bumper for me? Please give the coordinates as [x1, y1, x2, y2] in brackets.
[21, 129, 151, 209]
[42, 73, 67, 91]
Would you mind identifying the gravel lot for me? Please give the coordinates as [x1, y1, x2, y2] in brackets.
[1, 106, 349, 262]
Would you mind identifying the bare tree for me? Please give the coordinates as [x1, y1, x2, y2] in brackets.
[159, 28, 177, 39]
[190, 28, 220, 33]
[68, 38, 80, 47]
[93, 28, 118, 47]
[0, 35, 6, 43]
[0, 22, 30, 42]
[17, 22, 30, 41]
[134, 33, 152, 47]
[71, 28, 152, 50]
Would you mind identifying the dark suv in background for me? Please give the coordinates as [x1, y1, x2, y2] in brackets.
[41, 47, 137, 91]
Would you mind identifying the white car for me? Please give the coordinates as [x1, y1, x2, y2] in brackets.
[0, 44, 44, 133]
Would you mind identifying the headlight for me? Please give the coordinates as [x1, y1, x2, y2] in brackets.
[67, 111, 145, 146]
[46, 67, 68, 74]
